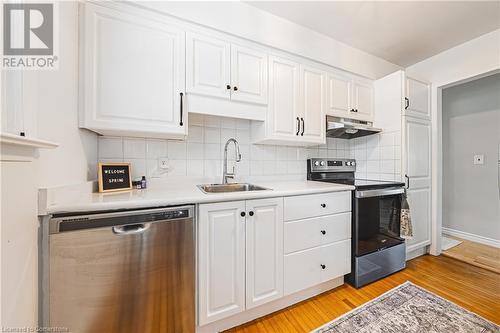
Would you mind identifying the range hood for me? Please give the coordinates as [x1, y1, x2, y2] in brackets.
[326, 116, 382, 139]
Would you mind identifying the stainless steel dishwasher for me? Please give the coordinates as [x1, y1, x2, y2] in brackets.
[41, 205, 195, 333]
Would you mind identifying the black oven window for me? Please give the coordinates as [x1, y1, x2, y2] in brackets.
[356, 194, 403, 256]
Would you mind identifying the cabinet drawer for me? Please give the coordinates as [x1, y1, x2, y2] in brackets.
[284, 191, 351, 221]
[284, 213, 351, 254]
[284, 239, 351, 295]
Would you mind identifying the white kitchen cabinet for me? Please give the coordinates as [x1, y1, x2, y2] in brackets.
[405, 77, 431, 119]
[263, 55, 301, 140]
[252, 56, 327, 146]
[245, 198, 283, 309]
[403, 116, 432, 252]
[231, 44, 268, 105]
[185, 32, 268, 120]
[198, 201, 246, 325]
[300, 65, 327, 143]
[198, 198, 283, 324]
[327, 74, 374, 121]
[327, 74, 351, 117]
[186, 32, 231, 99]
[79, 3, 187, 139]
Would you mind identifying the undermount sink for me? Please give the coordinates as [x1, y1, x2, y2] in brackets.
[197, 183, 271, 194]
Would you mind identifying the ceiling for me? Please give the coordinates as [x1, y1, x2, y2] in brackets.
[246, 1, 500, 67]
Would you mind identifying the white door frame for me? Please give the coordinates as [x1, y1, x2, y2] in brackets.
[429, 68, 500, 256]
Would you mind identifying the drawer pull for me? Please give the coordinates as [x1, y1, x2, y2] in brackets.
[320, 264, 326, 269]
[321, 230, 326, 235]
[321, 203, 326, 208]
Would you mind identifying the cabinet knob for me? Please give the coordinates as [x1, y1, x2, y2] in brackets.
[240, 212, 246, 217]
[321, 230, 326, 235]
[233, 86, 238, 91]
[320, 264, 326, 269]
[249, 211, 254, 216]
[321, 203, 326, 208]
[226, 85, 231, 90]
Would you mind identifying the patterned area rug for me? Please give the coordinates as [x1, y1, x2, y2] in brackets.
[313, 282, 499, 333]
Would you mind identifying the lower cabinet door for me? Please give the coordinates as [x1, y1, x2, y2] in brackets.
[320, 239, 351, 283]
[245, 198, 284, 308]
[284, 247, 321, 295]
[198, 201, 246, 325]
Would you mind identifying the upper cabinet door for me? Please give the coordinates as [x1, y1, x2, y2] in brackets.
[405, 77, 431, 119]
[352, 80, 374, 121]
[267, 55, 301, 139]
[80, 3, 186, 138]
[198, 201, 246, 325]
[186, 32, 231, 99]
[245, 198, 283, 309]
[327, 74, 351, 117]
[300, 65, 326, 143]
[230, 44, 268, 105]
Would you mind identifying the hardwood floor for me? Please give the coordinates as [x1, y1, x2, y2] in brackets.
[442, 236, 500, 274]
[226, 255, 500, 332]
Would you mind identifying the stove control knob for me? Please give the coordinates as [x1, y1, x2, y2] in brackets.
[346, 161, 351, 166]
[320, 161, 325, 166]
[351, 161, 356, 166]
[314, 161, 320, 166]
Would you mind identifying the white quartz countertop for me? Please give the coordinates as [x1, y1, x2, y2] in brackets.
[41, 179, 354, 215]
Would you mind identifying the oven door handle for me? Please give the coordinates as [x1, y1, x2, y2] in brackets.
[355, 187, 405, 198]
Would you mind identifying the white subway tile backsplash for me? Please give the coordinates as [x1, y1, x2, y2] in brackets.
[98, 137, 123, 159]
[97, 115, 401, 182]
[187, 125, 204, 143]
[128, 158, 146, 179]
[168, 160, 187, 176]
[167, 141, 187, 160]
[204, 143, 221, 160]
[204, 127, 221, 144]
[123, 138, 146, 159]
[187, 143, 204, 160]
[146, 139, 167, 159]
[187, 160, 204, 177]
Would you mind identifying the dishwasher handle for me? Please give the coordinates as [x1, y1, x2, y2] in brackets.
[112, 223, 151, 235]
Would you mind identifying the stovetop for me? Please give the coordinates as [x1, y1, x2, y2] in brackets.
[307, 158, 405, 190]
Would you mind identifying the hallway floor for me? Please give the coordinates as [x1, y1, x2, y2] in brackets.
[442, 236, 500, 274]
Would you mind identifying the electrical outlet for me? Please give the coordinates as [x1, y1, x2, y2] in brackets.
[159, 158, 169, 169]
[473, 154, 484, 165]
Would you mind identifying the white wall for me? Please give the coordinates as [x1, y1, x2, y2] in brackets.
[135, 1, 400, 80]
[442, 73, 500, 241]
[1, 2, 97, 328]
[405, 29, 500, 255]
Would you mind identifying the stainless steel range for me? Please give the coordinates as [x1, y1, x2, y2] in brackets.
[307, 158, 406, 288]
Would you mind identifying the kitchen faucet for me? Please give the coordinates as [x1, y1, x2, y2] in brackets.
[222, 138, 242, 184]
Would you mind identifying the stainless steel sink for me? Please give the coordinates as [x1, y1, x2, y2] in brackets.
[197, 183, 271, 194]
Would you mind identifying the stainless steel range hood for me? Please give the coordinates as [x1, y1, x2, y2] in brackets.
[326, 116, 382, 139]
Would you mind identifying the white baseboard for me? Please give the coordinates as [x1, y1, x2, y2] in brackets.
[406, 246, 428, 260]
[442, 227, 500, 249]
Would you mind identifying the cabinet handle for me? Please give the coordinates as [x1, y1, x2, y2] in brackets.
[321, 203, 326, 208]
[300, 118, 304, 136]
[296, 117, 300, 136]
[350, 109, 354, 112]
[321, 230, 326, 235]
[405, 174, 410, 189]
[179, 92, 184, 126]
[249, 211, 254, 216]
[226, 84, 231, 90]
[405, 97, 410, 110]
[352, 109, 358, 113]
[233, 86, 238, 91]
[240, 211, 246, 217]
[320, 264, 326, 269]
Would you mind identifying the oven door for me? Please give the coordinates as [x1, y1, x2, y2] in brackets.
[354, 187, 404, 257]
